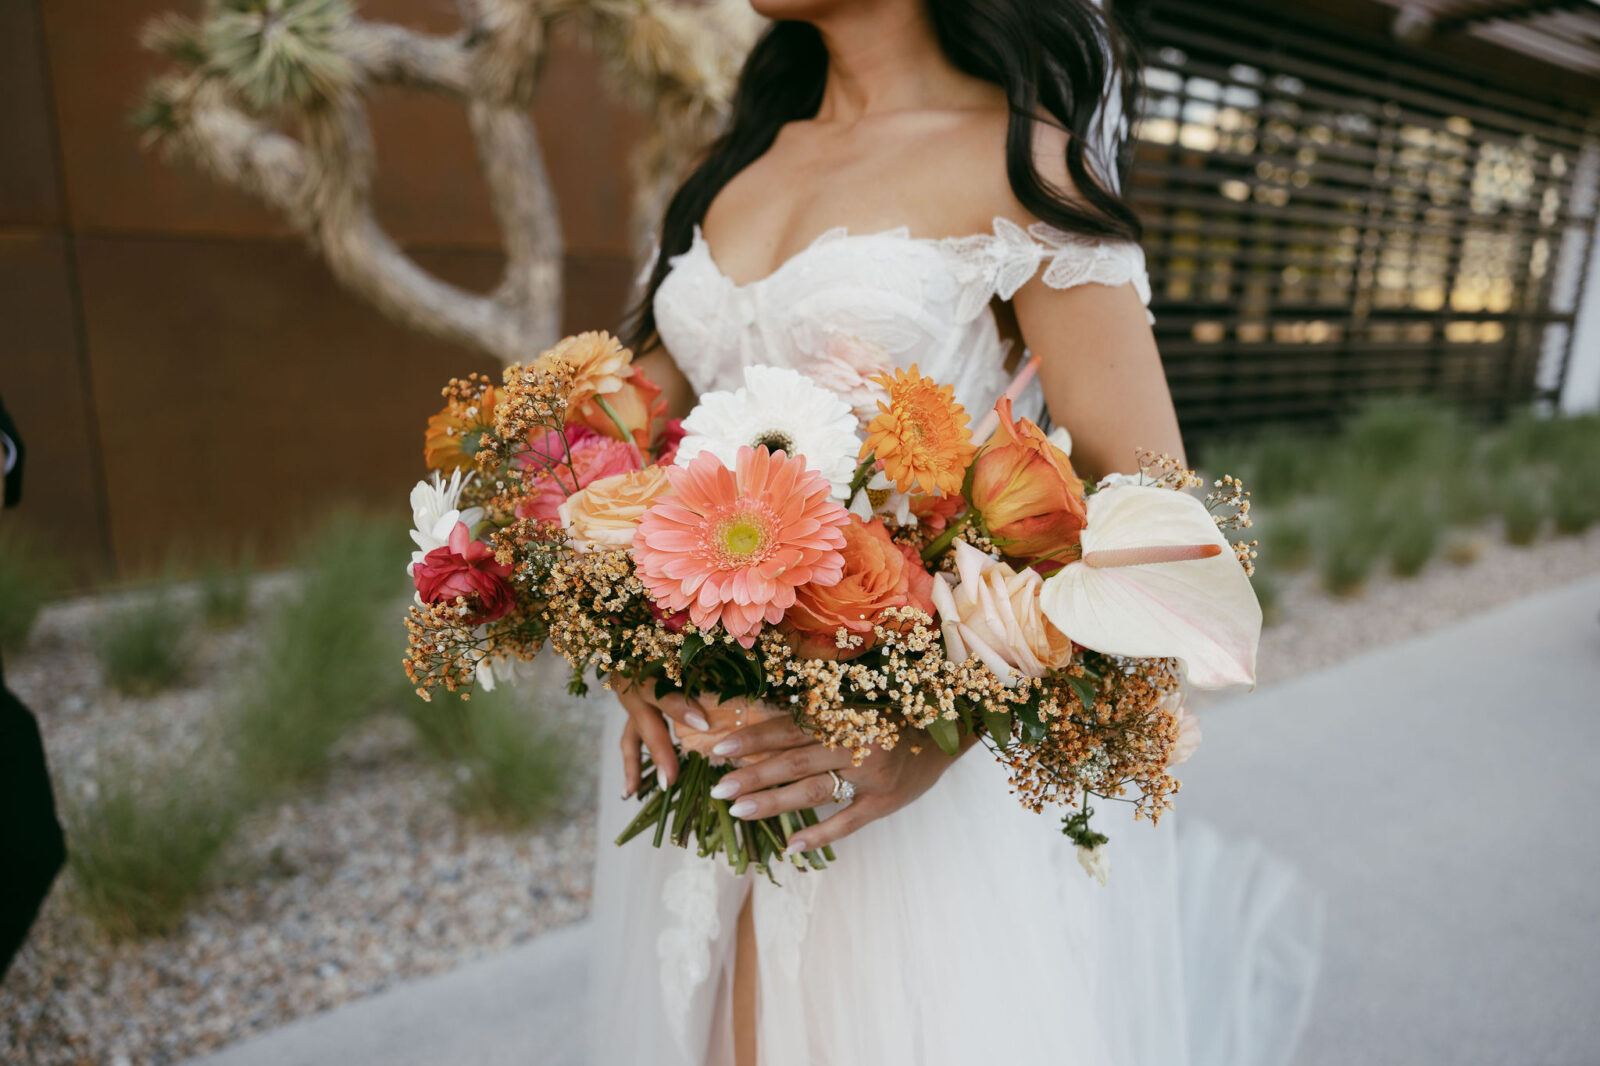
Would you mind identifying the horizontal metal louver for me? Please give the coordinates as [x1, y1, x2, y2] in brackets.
[1124, 0, 1599, 437]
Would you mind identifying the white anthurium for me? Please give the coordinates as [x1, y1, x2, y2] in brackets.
[1038, 483, 1261, 689]
[408, 469, 484, 575]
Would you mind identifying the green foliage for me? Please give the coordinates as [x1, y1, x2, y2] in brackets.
[1551, 472, 1600, 535]
[1316, 492, 1386, 597]
[198, 549, 255, 629]
[64, 749, 243, 938]
[0, 526, 64, 653]
[203, 0, 357, 113]
[404, 687, 577, 830]
[228, 511, 409, 795]
[1499, 478, 1546, 546]
[1388, 506, 1441, 577]
[95, 589, 190, 696]
[1260, 510, 1314, 572]
[1209, 401, 1600, 596]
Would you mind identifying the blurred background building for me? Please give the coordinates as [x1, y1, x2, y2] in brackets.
[3, 0, 1598, 581]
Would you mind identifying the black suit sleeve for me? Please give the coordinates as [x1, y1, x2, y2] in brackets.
[0, 393, 24, 509]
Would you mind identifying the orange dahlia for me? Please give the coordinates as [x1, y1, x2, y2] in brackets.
[860, 365, 977, 497]
[633, 446, 849, 648]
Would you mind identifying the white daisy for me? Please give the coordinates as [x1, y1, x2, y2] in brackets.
[675, 365, 861, 499]
[847, 469, 915, 526]
[408, 469, 484, 575]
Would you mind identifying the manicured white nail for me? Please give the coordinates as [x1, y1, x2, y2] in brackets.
[712, 737, 739, 757]
[686, 712, 710, 731]
[783, 840, 806, 857]
[710, 779, 740, 800]
[728, 799, 757, 818]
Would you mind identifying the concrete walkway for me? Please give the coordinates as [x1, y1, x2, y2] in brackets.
[188, 575, 1600, 1066]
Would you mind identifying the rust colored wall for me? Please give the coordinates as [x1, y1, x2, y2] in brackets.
[0, 0, 649, 580]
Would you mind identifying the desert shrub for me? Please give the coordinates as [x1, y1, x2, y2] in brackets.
[228, 511, 410, 795]
[1498, 478, 1546, 546]
[404, 688, 576, 830]
[197, 549, 254, 629]
[64, 749, 242, 938]
[95, 589, 190, 696]
[0, 526, 63, 652]
[1261, 510, 1314, 572]
[1388, 506, 1441, 577]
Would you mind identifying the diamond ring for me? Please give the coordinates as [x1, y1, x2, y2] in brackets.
[827, 769, 856, 804]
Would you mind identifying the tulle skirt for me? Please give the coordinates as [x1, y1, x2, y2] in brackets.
[586, 699, 1322, 1066]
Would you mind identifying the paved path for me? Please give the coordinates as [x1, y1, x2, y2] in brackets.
[188, 575, 1600, 1066]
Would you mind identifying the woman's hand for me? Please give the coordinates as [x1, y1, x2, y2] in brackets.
[613, 679, 710, 796]
[703, 697, 975, 855]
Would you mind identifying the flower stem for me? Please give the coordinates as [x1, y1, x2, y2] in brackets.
[593, 394, 635, 446]
[921, 508, 975, 562]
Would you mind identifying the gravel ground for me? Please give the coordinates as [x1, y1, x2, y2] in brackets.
[2, 523, 1597, 1066]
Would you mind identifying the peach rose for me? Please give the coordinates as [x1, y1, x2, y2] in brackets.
[929, 540, 1073, 685]
[532, 331, 632, 407]
[784, 515, 937, 659]
[968, 396, 1087, 564]
[573, 367, 666, 453]
[558, 466, 672, 550]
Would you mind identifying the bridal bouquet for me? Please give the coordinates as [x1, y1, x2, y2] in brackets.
[402, 331, 1261, 880]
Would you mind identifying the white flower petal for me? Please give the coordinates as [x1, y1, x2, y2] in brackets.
[675, 365, 861, 498]
[1039, 484, 1260, 689]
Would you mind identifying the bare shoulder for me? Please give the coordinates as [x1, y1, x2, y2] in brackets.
[917, 111, 1088, 238]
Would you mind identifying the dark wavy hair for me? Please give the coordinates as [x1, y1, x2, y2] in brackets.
[626, 1, 1143, 349]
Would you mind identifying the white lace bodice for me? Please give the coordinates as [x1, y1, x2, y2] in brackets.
[653, 217, 1153, 422]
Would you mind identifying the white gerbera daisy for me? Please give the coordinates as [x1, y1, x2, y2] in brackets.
[408, 469, 484, 575]
[675, 365, 861, 498]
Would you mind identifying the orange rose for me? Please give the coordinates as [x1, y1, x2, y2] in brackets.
[784, 515, 937, 659]
[968, 396, 1087, 563]
[573, 367, 666, 453]
[558, 465, 672, 550]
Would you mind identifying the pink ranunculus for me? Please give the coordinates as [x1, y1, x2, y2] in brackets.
[412, 521, 516, 623]
[516, 424, 642, 522]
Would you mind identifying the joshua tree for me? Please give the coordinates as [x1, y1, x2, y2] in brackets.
[136, 0, 758, 363]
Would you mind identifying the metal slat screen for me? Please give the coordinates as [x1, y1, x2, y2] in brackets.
[1124, 0, 1599, 438]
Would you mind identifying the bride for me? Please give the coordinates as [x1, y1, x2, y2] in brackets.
[586, 2, 1321, 1064]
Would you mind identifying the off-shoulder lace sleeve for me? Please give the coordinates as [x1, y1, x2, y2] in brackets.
[945, 218, 1154, 323]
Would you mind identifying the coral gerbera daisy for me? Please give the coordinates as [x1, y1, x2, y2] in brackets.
[860, 365, 977, 497]
[634, 446, 849, 647]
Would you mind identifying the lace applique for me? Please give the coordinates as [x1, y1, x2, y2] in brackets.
[940, 217, 1153, 323]
[656, 855, 722, 1052]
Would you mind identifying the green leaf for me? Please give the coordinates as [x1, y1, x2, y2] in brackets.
[1062, 673, 1097, 710]
[926, 717, 962, 756]
[679, 633, 708, 667]
[981, 709, 1013, 750]
[1017, 705, 1048, 745]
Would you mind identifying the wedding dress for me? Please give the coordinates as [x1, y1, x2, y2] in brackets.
[585, 219, 1323, 1066]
